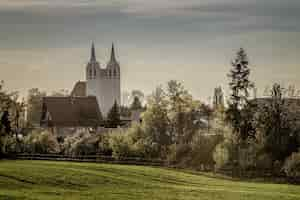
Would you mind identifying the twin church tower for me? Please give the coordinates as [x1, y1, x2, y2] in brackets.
[85, 43, 121, 117]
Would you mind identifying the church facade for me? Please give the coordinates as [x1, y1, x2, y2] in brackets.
[72, 43, 121, 118]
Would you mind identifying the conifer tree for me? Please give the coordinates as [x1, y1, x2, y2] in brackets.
[226, 48, 255, 141]
[107, 100, 121, 128]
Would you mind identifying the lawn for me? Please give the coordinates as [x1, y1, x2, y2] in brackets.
[0, 160, 299, 200]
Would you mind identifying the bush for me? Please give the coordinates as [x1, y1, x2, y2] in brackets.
[256, 153, 273, 170]
[24, 129, 60, 154]
[167, 143, 192, 166]
[282, 152, 300, 178]
[166, 134, 223, 169]
[97, 133, 112, 156]
[62, 131, 103, 156]
[213, 139, 233, 170]
[109, 129, 135, 159]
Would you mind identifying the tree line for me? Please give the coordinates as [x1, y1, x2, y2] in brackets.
[1, 48, 300, 180]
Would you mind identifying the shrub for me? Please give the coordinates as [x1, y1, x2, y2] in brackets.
[109, 129, 135, 158]
[256, 153, 273, 170]
[97, 132, 112, 156]
[282, 152, 300, 178]
[24, 129, 60, 154]
[167, 143, 192, 166]
[62, 131, 102, 156]
[213, 139, 236, 170]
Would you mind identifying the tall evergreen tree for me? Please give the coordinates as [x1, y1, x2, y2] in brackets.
[226, 48, 255, 141]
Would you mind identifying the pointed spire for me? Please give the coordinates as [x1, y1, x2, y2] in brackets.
[90, 42, 96, 62]
[110, 43, 116, 62]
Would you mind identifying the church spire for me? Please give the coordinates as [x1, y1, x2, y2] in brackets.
[90, 42, 96, 62]
[110, 43, 116, 62]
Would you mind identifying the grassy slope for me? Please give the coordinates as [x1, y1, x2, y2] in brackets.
[0, 160, 299, 200]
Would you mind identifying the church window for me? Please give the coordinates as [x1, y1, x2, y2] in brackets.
[89, 69, 92, 79]
[114, 69, 117, 76]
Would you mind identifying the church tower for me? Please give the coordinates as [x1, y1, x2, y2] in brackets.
[86, 43, 121, 118]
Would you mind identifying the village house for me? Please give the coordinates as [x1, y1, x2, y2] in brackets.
[40, 96, 102, 136]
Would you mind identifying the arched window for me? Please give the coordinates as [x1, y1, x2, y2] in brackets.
[114, 68, 117, 76]
[89, 69, 92, 79]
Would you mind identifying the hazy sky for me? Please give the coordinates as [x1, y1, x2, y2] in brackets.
[0, 0, 300, 101]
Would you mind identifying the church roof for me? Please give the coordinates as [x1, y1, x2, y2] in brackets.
[90, 42, 96, 62]
[71, 81, 86, 97]
[41, 96, 102, 127]
[110, 43, 116, 62]
[107, 43, 119, 68]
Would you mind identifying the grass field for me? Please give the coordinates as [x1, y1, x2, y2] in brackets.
[0, 160, 300, 200]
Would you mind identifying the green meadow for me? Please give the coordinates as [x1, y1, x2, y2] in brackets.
[0, 160, 299, 200]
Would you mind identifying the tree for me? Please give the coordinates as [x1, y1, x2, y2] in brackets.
[226, 48, 255, 142]
[143, 86, 171, 156]
[119, 105, 131, 118]
[0, 81, 25, 154]
[166, 80, 193, 144]
[1, 111, 11, 136]
[130, 96, 143, 110]
[257, 83, 298, 161]
[27, 88, 46, 126]
[106, 101, 121, 128]
[131, 90, 144, 104]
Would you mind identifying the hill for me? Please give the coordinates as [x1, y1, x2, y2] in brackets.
[0, 160, 299, 200]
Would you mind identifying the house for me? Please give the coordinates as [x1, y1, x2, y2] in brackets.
[40, 96, 102, 136]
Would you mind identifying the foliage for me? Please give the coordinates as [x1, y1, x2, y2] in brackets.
[168, 134, 224, 169]
[61, 131, 103, 156]
[130, 96, 143, 110]
[213, 139, 236, 170]
[26, 88, 46, 126]
[143, 86, 171, 156]
[226, 48, 255, 141]
[256, 153, 273, 170]
[23, 129, 60, 154]
[119, 105, 131, 118]
[109, 129, 135, 158]
[0, 81, 25, 155]
[69, 136, 99, 156]
[131, 89, 145, 105]
[106, 100, 121, 128]
[97, 132, 112, 156]
[282, 151, 300, 178]
[256, 83, 298, 161]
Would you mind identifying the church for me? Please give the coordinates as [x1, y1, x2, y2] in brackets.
[71, 43, 121, 117]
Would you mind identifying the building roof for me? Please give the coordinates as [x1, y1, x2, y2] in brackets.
[71, 81, 86, 97]
[41, 96, 102, 127]
[90, 42, 96, 62]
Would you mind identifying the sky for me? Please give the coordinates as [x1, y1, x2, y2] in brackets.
[0, 0, 300, 102]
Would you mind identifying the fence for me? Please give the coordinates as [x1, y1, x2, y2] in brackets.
[13, 153, 165, 166]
